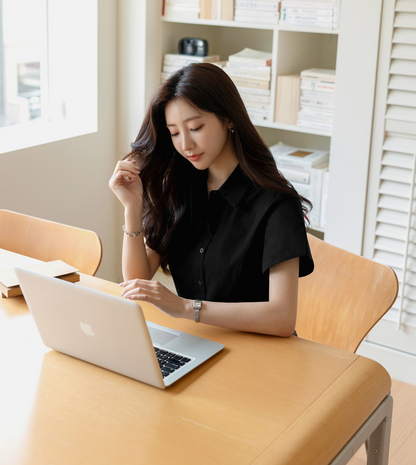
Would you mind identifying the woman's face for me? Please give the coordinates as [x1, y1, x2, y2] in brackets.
[165, 98, 236, 172]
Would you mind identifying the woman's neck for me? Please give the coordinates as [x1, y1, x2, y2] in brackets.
[207, 149, 238, 193]
[207, 160, 238, 193]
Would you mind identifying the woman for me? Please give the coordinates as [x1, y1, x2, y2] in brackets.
[109, 63, 314, 337]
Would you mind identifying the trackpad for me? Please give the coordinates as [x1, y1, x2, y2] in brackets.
[148, 327, 179, 345]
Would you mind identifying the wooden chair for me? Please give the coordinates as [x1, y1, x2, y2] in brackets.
[297, 233, 399, 353]
[0, 210, 102, 276]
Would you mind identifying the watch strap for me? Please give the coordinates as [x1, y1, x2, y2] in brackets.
[193, 300, 202, 323]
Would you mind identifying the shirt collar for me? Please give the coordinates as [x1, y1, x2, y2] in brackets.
[217, 165, 249, 209]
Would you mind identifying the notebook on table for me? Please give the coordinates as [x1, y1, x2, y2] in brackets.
[15, 268, 224, 389]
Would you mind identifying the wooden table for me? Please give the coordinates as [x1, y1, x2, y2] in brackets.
[0, 257, 392, 464]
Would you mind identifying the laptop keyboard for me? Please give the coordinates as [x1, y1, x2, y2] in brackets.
[154, 347, 192, 378]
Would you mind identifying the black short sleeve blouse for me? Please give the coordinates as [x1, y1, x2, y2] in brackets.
[167, 165, 314, 303]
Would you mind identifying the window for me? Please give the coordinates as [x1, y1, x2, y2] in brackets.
[0, 0, 97, 153]
[0, 0, 45, 128]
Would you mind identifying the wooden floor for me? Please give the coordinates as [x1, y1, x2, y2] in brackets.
[348, 378, 416, 465]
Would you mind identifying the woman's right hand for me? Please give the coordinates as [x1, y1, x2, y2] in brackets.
[109, 159, 143, 210]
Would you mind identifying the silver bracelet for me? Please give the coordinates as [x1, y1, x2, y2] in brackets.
[122, 223, 144, 237]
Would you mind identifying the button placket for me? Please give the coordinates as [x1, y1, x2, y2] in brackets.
[196, 229, 211, 295]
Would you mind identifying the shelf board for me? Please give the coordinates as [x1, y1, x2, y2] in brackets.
[278, 25, 339, 34]
[254, 120, 332, 137]
[161, 17, 339, 34]
[162, 17, 276, 30]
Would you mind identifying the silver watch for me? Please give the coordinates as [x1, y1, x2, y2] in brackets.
[193, 300, 202, 323]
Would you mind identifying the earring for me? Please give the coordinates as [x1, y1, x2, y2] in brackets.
[229, 126, 235, 133]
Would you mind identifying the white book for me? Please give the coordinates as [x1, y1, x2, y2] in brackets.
[234, 8, 279, 17]
[163, 59, 215, 69]
[235, 1, 280, 11]
[300, 97, 335, 109]
[164, 53, 220, 63]
[245, 107, 270, 116]
[228, 48, 273, 67]
[269, 142, 329, 170]
[248, 112, 272, 122]
[163, 60, 192, 68]
[163, 64, 182, 73]
[301, 68, 336, 82]
[243, 101, 270, 111]
[231, 76, 270, 89]
[281, 13, 333, 21]
[291, 162, 328, 228]
[279, 167, 310, 184]
[236, 85, 271, 96]
[297, 119, 333, 131]
[239, 92, 271, 104]
[300, 89, 335, 100]
[300, 79, 336, 93]
[281, 7, 333, 15]
[226, 61, 271, 71]
[298, 106, 334, 117]
[234, 15, 279, 24]
[290, 182, 310, 201]
[222, 65, 271, 81]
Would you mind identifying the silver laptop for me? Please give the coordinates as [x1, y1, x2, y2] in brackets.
[15, 268, 224, 389]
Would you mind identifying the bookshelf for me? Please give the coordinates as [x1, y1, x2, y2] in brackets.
[159, 19, 337, 139]
[133, 0, 383, 255]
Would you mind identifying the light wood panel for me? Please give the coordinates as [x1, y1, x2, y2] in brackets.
[297, 233, 399, 352]
[0, 270, 392, 465]
[0, 210, 102, 275]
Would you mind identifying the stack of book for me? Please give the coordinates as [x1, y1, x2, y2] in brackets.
[269, 142, 329, 229]
[163, 0, 201, 19]
[279, 0, 339, 29]
[0, 260, 79, 298]
[234, 0, 281, 25]
[297, 68, 336, 132]
[162, 0, 235, 20]
[160, 53, 221, 82]
[224, 48, 272, 122]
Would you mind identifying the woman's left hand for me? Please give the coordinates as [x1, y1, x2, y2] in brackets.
[119, 279, 191, 319]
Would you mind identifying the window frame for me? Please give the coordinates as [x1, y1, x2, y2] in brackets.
[0, 0, 98, 154]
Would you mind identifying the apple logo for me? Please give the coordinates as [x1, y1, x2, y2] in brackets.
[79, 320, 95, 337]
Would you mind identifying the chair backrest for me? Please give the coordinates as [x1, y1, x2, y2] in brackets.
[0, 210, 102, 276]
[297, 233, 398, 353]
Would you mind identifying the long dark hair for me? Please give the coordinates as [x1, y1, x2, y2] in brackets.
[125, 63, 312, 274]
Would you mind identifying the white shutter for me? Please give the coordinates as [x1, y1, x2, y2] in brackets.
[371, 1, 416, 330]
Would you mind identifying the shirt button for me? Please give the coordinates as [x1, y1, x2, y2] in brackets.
[197, 280, 202, 286]
[199, 248, 204, 253]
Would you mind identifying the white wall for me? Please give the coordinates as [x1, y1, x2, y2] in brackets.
[0, 0, 122, 282]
